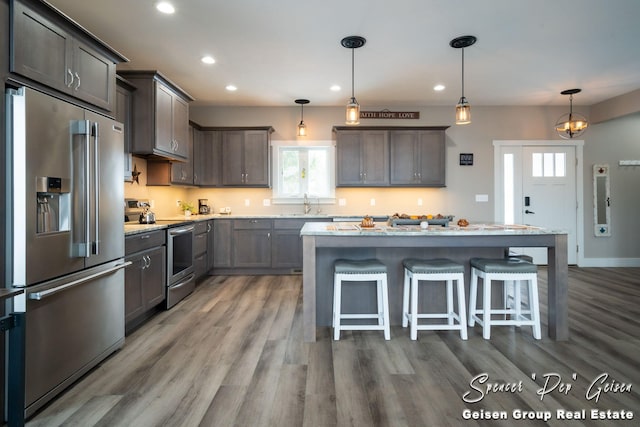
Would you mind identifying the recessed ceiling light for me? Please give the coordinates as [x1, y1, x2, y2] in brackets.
[156, 1, 175, 14]
[201, 55, 215, 65]
[225, 85, 237, 92]
[433, 84, 445, 91]
[330, 85, 341, 92]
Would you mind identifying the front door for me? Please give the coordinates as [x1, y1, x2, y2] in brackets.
[495, 141, 583, 265]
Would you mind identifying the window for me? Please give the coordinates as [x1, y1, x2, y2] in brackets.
[532, 152, 566, 177]
[272, 141, 335, 202]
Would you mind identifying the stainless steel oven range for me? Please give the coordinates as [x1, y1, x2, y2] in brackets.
[165, 222, 195, 308]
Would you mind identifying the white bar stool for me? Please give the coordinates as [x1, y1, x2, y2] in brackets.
[401, 258, 467, 340]
[504, 254, 534, 318]
[333, 259, 390, 340]
[468, 257, 541, 340]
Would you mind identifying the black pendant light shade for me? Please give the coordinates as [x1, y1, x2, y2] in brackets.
[555, 89, 588, 139]
[295, 99, 309, 136]
[342, 36, 366, 125]
[450, 35, 477, 125]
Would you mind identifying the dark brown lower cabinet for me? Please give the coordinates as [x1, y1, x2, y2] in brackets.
[124, 231, 166, 334]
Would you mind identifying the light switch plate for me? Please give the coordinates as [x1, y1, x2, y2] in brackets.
[338, 198, 346, 206]
[263, 199, 271, 206]
[475, 194, 489, 202]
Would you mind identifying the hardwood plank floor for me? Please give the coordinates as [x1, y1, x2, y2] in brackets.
[26, 267, 640, 426]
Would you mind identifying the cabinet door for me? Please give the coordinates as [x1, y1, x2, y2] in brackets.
[212, 220, 233, 268]
[124, 253, 145, 323]
[116, 82, 133, 181]
[390, 130, 418, 185]
[416, 130, 446, 186]
[243, 130, 269, 186]
[155, 83, 174, 155]
[233, 229, 271, 268]
[195, 130, 222, 186]
[206, 221, 215, 270]
[11, 1, 72, 94]
[361, 130, 389, 185]
[271, 229, 302, 269]
[172, 95, 190, 158]
[72, 38, 115, 111]
[336, 131, 363, 185]
[143, 246, 166, 308]
[221, 131, 245, 185]
[171, 124, 194, 184]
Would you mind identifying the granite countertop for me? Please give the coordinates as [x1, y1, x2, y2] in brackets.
[300, 221, 568, 236]
[124, 213, 332, 235]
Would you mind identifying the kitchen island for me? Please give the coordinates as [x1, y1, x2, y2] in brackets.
[301, 222, 569, 342]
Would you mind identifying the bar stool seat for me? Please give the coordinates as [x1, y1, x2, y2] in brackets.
[333, 259, 390, 340]
[468, 257, 541, 340]
[402, 258, 467, 340]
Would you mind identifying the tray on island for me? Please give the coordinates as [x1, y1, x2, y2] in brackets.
[388, 216, 454, 227]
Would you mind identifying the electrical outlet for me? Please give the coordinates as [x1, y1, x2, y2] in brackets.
[263, 199, 271, 206]
[338, 198, 347, 206]
[417, 198, 423, 206]
[370, 198, 376, 206]
[176, 200, 181, 207]
[244, 199, 250, 206]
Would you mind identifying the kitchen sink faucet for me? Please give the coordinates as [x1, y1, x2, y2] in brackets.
[303, 193, 311, 214]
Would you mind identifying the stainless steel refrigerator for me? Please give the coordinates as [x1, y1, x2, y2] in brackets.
[6, 86, 129, 417]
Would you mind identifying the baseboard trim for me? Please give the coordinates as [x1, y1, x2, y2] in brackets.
[579, 258, 640, 267]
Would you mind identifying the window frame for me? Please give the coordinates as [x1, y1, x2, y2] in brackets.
[271, 140, 336, 204]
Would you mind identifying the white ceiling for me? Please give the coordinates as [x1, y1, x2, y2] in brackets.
[48, 0, 640, 108]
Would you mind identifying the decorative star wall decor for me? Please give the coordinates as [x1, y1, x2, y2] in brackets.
[132, 163, 141, 184]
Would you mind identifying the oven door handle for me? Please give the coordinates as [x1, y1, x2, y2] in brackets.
[170, 273, 195, 290]
[169, 226, 194, 235]
[27, 261, 132, 300]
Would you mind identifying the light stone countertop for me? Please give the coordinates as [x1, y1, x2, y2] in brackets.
[300, 221, 568, 236]
[124, 213, 332, 236]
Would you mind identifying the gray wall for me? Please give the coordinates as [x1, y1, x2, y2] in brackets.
[190, 103, 640, 265]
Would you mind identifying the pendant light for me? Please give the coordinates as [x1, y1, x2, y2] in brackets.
[295, 99, 309, 136]
[555, 89, 588, 139]
[341, 36, 366, 125]
[450, 35, 477, 125]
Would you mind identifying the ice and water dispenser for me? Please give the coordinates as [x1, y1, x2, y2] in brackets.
[36, 176, 70, 234]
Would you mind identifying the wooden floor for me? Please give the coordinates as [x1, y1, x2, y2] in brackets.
[26, 267, 640, 426]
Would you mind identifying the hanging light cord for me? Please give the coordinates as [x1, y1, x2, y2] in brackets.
[351, 47, 355, 100]
[300, 103, 304, 121]
[461, 48, 465, 99]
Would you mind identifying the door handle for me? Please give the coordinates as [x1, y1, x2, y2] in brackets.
[525, 209, 535, 214]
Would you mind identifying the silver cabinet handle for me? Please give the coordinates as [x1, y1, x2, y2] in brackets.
[74, 72, 81, 90]
[66, 69, 74, 87]
[28, 261, 132, 300]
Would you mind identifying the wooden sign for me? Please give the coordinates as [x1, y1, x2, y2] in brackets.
[360, 111, 420, 119]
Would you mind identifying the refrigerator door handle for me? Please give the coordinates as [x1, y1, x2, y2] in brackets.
[71, 120, 92, 257]
[27, 261, 132, 301]
[92, 121, 100, 255]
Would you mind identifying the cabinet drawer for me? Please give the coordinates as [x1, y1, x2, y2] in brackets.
[194, 221, 209, 234]
[125, 230, 165, 255]
[233, 219, 272, 229]
[194, 232, 207, 256]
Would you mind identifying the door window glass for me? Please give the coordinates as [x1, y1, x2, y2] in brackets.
[532, 152, 566, 177]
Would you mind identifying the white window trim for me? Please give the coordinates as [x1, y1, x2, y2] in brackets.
[271, 140, 336, 204]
